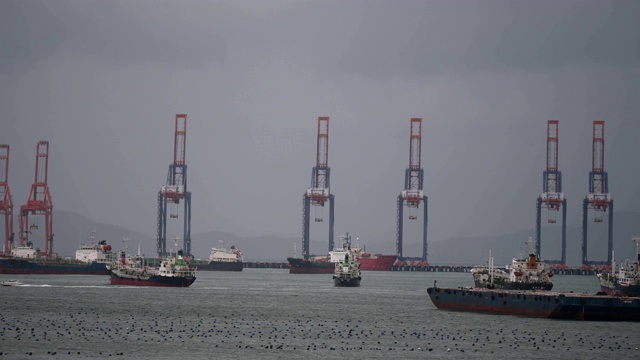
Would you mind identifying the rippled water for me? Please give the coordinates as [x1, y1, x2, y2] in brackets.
[1, 270, 639, 359]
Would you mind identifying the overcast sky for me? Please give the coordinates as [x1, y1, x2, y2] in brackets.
[2, 0, 639, 256]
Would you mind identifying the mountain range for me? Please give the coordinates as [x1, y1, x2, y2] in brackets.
[9, 209, 638, 267]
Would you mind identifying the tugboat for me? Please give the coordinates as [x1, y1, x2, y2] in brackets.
[598, 235, 640, 297]
[330, 233, 361, 287]
[107, 238, 196, 287]
[470, 237, 553, 291]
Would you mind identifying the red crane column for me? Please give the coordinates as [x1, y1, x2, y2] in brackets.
[20, 141, 54, 256]
[0, 144, 14, 254]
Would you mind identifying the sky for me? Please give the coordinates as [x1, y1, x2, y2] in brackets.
[1, 0, 639, 256]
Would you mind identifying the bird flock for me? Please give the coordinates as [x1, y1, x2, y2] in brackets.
[1, 302, 639, 359]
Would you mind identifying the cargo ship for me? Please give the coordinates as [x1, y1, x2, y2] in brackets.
[192, 241, 243, 271]
[470, 238, 553, 290]
[288, 243, 397, 274]
[597, 235, 640, 297]
[330, 233, 361, 287]
[427, 283, 640, 321]
[0, 230, 115, 275]
[108, 249, 196, 287]
[359, 252, 399, 271]
[287, 256, 334, 274]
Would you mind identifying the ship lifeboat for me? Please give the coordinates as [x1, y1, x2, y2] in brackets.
[104, 245, 112, 251]
[514, 271, 524, 277]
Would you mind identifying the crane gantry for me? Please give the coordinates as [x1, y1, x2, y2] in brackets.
[535, 120, 567, 265]
[20, 141, 54, 256]
[581, 120, 614, 266]
[157, 114, 192, 257]
[396, 118, 428, 262]
[302, 116, 335, 259]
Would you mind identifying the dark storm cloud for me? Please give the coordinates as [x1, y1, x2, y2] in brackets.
[338, 1, 640, 80]
[0, 1, 66, 75]
[1, 0, 227, 74]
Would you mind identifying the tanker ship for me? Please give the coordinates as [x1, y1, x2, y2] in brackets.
[108, 249, 196, 287]
[0, 230, 115, 275]
[288, 242, 397, 274]
[330, 233, 362, 287]
[427, 283, 640, 321]
[192, 241, 243, 271]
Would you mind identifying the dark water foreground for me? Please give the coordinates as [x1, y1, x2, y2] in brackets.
[1, 270, 639, 359]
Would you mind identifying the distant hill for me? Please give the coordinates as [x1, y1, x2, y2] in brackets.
[13, 209, 639, 267]
[427, 210, 639, 267]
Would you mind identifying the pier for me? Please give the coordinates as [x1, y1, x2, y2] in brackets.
[389, 264, 600, 276]
[240, 261, 600, 275]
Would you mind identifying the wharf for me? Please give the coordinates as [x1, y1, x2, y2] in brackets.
[391, 264, 600, 276]
[239, 262, 600, 275]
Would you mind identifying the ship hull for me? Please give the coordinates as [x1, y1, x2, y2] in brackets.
[599, 283, 640, 297]
[287, 257, 333, 274]
[194, 261, 243, 271]
[359, 255, 398, 271]
[427, 287, 640, 321]
[0, 258, 109, 275]
[333, 276, 361, 287]
[109, 272, 195, 287]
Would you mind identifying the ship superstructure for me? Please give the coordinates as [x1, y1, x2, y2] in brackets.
[598, 235, 640, 297]
[471, 238, 553, 291]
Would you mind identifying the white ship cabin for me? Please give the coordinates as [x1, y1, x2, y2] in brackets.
[209, 241, 243, 262]
[11, 244, 37, 259]
[158, 250, 194, 277]
[75, 241, 115, 264]
[209, 250, 240, 262]
[329, 250, 349, 263]
[75, 229, 116, 263]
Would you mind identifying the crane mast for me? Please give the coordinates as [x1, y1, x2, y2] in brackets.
[19, 141, 54, 256]
[302, 116, 335, 259]
[581, 120, 613, 266]
[0, 145, 14, 254]
[396, 118, 428, 262]
[535, 120, 566, 264]
[157, 114, 192, 257]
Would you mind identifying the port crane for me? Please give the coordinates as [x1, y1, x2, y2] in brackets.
[19, 141, 54, 256]
[0, 144, 14, 254]
[302, 116, 335, 259]
[157, 114, 192, 257]
[396, 118, 428, 262]
[535, 120, 566, 265]
[581, 120, 614, 266]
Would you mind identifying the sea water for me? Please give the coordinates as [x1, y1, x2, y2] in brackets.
[1, 270, 639, 359]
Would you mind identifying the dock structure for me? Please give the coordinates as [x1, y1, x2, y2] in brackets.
[240, 261, 600, 275]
